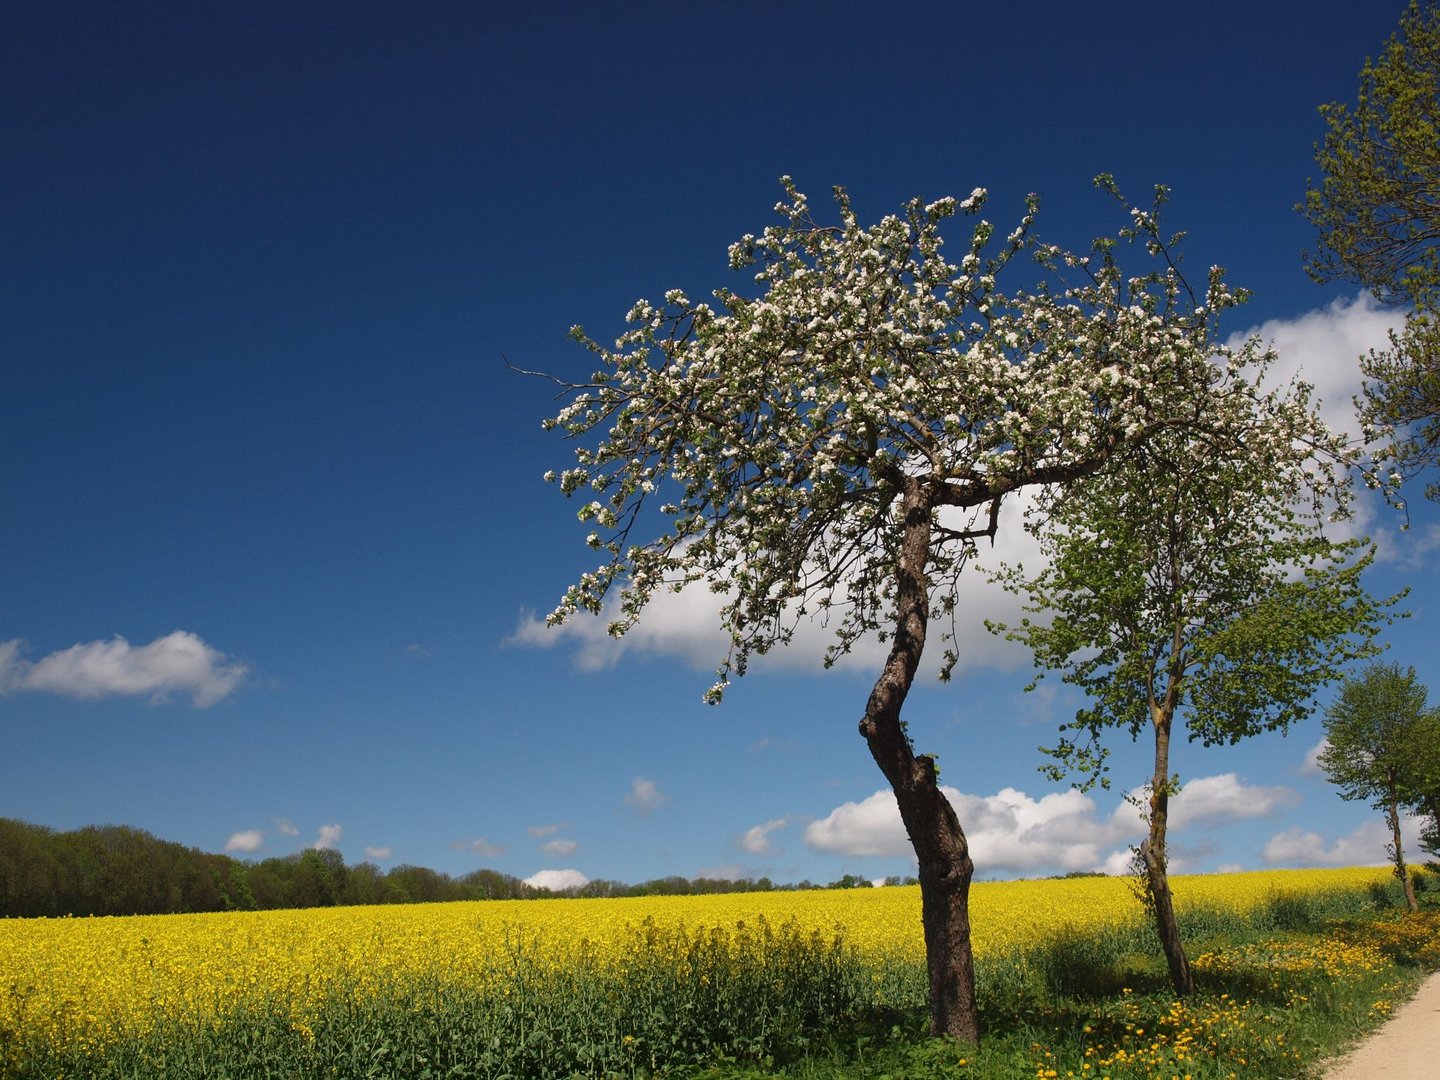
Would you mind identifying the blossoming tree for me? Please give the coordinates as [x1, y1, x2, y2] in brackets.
[532, 176, 1304, 1042]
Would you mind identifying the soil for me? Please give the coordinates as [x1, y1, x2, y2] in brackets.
[1321, 970, 1440, 1079]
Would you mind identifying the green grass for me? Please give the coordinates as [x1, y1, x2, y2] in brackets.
[10, 886, 1437, 1080]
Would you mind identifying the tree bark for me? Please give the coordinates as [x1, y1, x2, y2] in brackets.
[1385, 792, 1420, 912]
[858, 478, 979, 1043]
[1143, 712, 1195, 996]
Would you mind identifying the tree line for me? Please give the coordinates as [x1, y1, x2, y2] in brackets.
[0, 818, 537, 916]
[0, 818, 904, 918]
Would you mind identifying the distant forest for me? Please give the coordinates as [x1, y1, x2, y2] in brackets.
[0, 818, 909, 918]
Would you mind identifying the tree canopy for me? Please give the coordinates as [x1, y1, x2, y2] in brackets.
[543, 178, 1270, 701]
[996, 417, 1383, 791]
[1304, 0, 1440, 498]
[1318, 662, 1440, 910]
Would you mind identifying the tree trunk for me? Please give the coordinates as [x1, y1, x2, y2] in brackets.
[858, 479, 980, 1043]
[1143, 713, 1194, 996]
[1385, 793, 1420, 912]
[1139, 835, 1193, 995]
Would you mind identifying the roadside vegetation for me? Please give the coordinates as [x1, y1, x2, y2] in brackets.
[4, 867, 1435, 1079]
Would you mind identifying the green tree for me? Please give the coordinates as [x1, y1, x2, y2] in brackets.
[992, 411, 1395, 994]
[1304, 0, 1440, 498]
[1318, 662, 1439, 911]
[1412, 713, 1440, 861]
[534, 176, 1322, 1041]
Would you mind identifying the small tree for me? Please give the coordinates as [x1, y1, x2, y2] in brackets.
[534, 176, 1300, 1042]
[1319, 662, 1438, 911]
[991, 407, 1395, 994]
[1304, 0, 1440, 498]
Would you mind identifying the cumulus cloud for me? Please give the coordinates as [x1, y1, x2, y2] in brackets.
[740, 817, 790, 855]
[312, 824, 342, 850]
[1264, 825, 1369, 867]
[541, 839, 578, 857]
[527, 823, 566, 838]
[274, 818, 300, 837]
[625, 777, 668, 814]
[1301, 738, 1329, 775]
[1230, 292, 1403, 441]
[466, 837, 506, 858]
[696, 863, 747, 881]
[1170, 773, 1300, 824]
[1230, 293, 1422, 559]
[225, 830, 264, 853]
[805, 790, 911, 858]
[1263, 812, 1426, 868]
[0, 631, 248, 706]
[364, 846, 393, 860]
[806, 773, 1302, 876]
[524, 868, 590, 891]
[804, 785, 1130, 873]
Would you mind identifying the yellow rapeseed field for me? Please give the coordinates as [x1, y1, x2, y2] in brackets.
[0, 866, 1388, 1065]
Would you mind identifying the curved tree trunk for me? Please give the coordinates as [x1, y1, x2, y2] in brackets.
[858, 480, 980, 1043]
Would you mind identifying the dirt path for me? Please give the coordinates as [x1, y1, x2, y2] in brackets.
[1321, 970, 1440, 1079]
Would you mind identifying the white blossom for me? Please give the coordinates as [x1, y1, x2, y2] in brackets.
[536, 178, 1355, 699]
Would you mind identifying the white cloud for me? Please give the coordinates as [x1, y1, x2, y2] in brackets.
[1100, 774, 1299, 847]
[1230, 292, 1403, 443]
[1374, 521, 1440, 571]
[805, 773, 1301, 875]
[0, 631, 248, 706]
[804, 790, 910, 858]
[524, 868, 590, 891]
[468, 837, 506, 858]
[804, 784, 1133, 873]
[541, 838, 578, 857]
[312, 824, 342, 851]
[1229, 293, 1429, 562]
[1263, 812, 1426, 868]
[274, 817, 300, 837]
[1100, 848, 1136, 876]
[1301, 738, 1329, 775]
[1171, 773, 1300, 824]
[696, 863, 747, 881]
[225, 829, 264, 853]
[740, 817, 790, 855]
[527, 823, 566, 838]
[625, 777, 667, 814]
[364, 846, 392, 860]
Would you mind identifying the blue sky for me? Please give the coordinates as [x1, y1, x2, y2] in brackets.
[3, 1, 1437, 889]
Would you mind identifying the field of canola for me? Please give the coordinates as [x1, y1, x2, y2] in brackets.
[0, 865, 1390, 1067]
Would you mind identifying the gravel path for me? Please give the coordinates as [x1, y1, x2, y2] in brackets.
[1321, 970, 1440, 1079]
